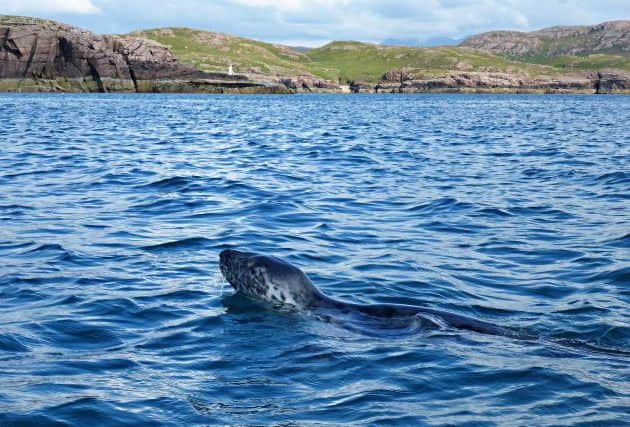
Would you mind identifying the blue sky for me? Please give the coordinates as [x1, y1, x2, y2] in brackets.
[3, 0, 629, 46]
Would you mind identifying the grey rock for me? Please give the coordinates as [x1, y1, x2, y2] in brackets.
[278, 76, 339, 92]
[0, 15, 279, 93]
[593, 70, 630, 93]
[367, 69, 630, 94]
[461, 20, 630, 57]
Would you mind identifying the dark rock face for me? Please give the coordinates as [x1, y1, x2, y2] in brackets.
[349, 81, 376, 93]
[594, 70, 630, 93]
[0, 15, 281, 93]
[113, 36, 216, 82]
[1, 16, 133, 91]
[381, 69, 412, 83]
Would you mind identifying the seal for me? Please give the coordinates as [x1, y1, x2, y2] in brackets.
[219, 249, 525, 338]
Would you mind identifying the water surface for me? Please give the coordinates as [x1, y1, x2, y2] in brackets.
[1, 94, 629, 426]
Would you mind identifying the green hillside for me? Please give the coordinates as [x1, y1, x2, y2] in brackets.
[134, 26, 628, 85]
[130, 27, 338, 80]
[304, 42, 562, 82]
[514, 53, 630, 72]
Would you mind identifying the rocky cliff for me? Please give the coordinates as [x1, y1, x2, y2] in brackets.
[0, 15, 286, 93]
[460, 20, 630, 58]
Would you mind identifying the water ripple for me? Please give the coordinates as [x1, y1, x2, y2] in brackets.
[0, 93, 629, 426]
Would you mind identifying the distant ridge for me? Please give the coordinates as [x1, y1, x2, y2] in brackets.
[460, 20, 630, 57]
[287, 46, 312, 53]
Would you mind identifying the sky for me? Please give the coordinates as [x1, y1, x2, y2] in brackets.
[2, 0, 630, 47]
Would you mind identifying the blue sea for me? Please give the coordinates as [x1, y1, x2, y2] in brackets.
[0, 93, 629, 426]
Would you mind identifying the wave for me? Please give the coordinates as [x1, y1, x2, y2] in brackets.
[405, 197, 473, 214]
[0, 333, 30, 352]
[477, 245, 583, 264]
[141, 237, 212, 251]
[423, 220, 483, 235]
[1, 168, 65, 179]
[39, 319, 123, 350]
[0, 204, 34, 211]
[128, 198, 208, 215]
[508, 205, 575, 220]
[77, 297, 139, 318]
[588, 266, 630, 286]
[15, 397, 161, 427]
[475, 207, 514, 217]
[16, 243, 99, 266]
[138, 175, 201, 191]
[0, 240, 36, 255]
[24, 243, 66, 253]
[605, 232, 630, 248]
[594, 171, 629, 186]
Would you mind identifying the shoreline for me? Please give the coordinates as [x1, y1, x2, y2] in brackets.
[2, 15, 628, 96]
[1, 82, 629, 95]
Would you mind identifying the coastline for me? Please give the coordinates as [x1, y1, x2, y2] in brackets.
[1, 80, 629, 94]
[2, 15, 628, 95]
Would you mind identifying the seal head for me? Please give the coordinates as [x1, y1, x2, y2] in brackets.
[220, 249, 323, 309]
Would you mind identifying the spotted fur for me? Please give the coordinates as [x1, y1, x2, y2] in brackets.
[220, 249, 321, 309]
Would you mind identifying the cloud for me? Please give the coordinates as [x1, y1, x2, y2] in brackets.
[3, 0, 628, 45]
[3, 0, 100, 15]
[204, 0, 630, 44]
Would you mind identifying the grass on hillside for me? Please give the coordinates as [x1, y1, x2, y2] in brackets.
[513, 53, 630, 71]
[132, 27, 339, 80]
[304, 42, 564, 82]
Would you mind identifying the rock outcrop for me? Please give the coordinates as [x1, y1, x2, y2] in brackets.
[276, 75, 339, 92]
[348, 68, 630, 94]
[592, 70, 630, 93]
[0, 15, 287, 93]
[460, 20, 630, 57]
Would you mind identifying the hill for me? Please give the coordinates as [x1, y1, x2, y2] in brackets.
[303, 41, 564, 83]
[132, 23, 630, 93]
[135, 24, 630, 87]
[460, 20, 630, 71]
[130, 30, 570, 83]
[130, 28, 339, 82]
